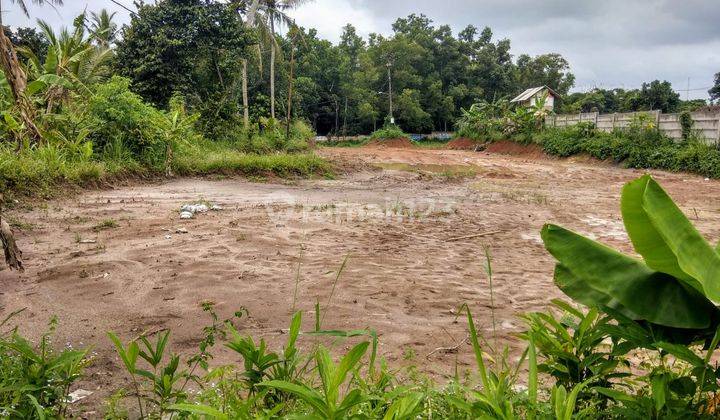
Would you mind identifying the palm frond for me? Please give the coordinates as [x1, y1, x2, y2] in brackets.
[10, 0, 64, 18]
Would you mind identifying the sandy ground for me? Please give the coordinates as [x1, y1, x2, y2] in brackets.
[3, 146, 720, 414]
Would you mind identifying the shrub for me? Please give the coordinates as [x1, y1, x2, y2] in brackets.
[0, 315, 88, 418]
[238, 118, 313, 153]
[369, 124, 408, 140]
[80, 76, 175, 167]
[537, 123, 594, 157]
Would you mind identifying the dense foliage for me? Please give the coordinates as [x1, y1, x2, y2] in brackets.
[114, 0, 253, 139]
[533, 119, 720, 179]
[0, 3, 325, 199]
[560, 81, 702, 114]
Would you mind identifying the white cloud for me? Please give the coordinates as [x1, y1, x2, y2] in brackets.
[292, 0, 381, 42]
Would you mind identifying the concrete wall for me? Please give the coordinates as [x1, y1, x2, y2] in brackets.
[548, 110, 720, 143]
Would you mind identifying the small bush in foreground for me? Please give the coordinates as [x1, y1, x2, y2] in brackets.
[0, 313, 88, 418]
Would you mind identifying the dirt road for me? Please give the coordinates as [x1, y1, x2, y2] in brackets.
[3, 145, 720, 411]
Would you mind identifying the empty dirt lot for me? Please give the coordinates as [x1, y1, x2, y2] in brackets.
[3, 145, 720, 411]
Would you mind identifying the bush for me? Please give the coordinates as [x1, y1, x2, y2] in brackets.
[0, 316, 87, 418]
[81, 76, 176, 168]
[522, 116, 720, 179]
[369, 124, 408, 140]
[237, 118, 313, 154]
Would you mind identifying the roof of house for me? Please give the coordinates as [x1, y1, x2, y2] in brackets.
[510, 86, 561, 103]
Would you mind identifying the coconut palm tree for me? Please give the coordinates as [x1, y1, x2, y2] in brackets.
[233, 0, 261, 129]
[89, 9, 118, 47]
[20, 18, 113, 112]
[257, 0, 310, 120]
[0, 0, 63, 142]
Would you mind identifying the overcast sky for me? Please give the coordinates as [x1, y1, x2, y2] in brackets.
[5, 0, 719, 99]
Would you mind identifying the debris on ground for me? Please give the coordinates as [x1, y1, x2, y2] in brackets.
[69, 389, 93, 403]
[179, 202, 222, 219]
[175, 228, 189, 234]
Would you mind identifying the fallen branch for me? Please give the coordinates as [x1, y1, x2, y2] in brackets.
[447, 230, 505, 242]
[426, 334, 470, 359]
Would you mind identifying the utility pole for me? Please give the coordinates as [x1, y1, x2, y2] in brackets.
[387, 62, 394, 124]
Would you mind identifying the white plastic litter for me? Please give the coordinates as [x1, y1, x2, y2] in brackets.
[210, 204, 223, 211]
[164, 235, 172, 240]
[69, 389, 93, 403]
[181, 204, 209, 213]
[179, 203, 212, 219]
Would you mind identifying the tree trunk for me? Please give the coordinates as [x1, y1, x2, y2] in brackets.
[342, 97, 348, 140]
[269, 15, 276, 119]
[334, 99, 339, 135]
[240, 0, 260, 130]
[0, 195, 23, 271]
[0, 26, 42, 143]
[242, 59, 249, 129]
[285, 42, 294, 140]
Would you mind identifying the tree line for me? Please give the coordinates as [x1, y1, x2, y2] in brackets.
[2, 0, 717, 140]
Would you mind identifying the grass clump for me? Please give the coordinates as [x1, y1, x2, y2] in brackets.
[173, 140, 331, 177]
[93, 219, 119, 231]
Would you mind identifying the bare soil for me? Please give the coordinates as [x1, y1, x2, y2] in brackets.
[3, 146, 720, 413]
[445, 137, 480, 150]
[365, 137, 415, 148]
[485, 140, 548, 159]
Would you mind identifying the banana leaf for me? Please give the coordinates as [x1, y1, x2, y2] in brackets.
[641, 178, 720, 303]
[621, 175, 697, 288]
[541, 224, 717, 329]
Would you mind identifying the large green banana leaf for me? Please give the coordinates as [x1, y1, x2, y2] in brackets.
[553, 264, 639, 320]
[621, 176, 698, 288]
[641, 178, 720, 303]
[541, 224, 716, 329]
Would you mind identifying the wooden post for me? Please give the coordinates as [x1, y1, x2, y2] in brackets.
[612, 113, 616, 130]
[716, 111, 720, 145]
[594, 111, 599, 127]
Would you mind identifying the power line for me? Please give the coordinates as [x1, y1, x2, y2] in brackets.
[108, 0, 136, 16]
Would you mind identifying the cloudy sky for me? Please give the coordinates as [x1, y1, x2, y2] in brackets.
[5, 0, 719, 99]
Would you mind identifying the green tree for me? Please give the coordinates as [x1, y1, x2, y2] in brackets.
[3, 26, 48, 58]
[515, 53, 575, 96]
[88, 9, 118, 47]
[709, 72, 720, 102]
[637, 80, 680, 113]
[257, 0, 310, 119]
[114, 0, 252, 138]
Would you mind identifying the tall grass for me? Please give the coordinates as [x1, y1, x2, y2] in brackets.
[0, 139, 331, 201]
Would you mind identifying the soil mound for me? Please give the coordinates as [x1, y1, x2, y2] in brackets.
[484, 140, 548, 159]
[365, 137, 415, 149]
[446, 137, 482, 150]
